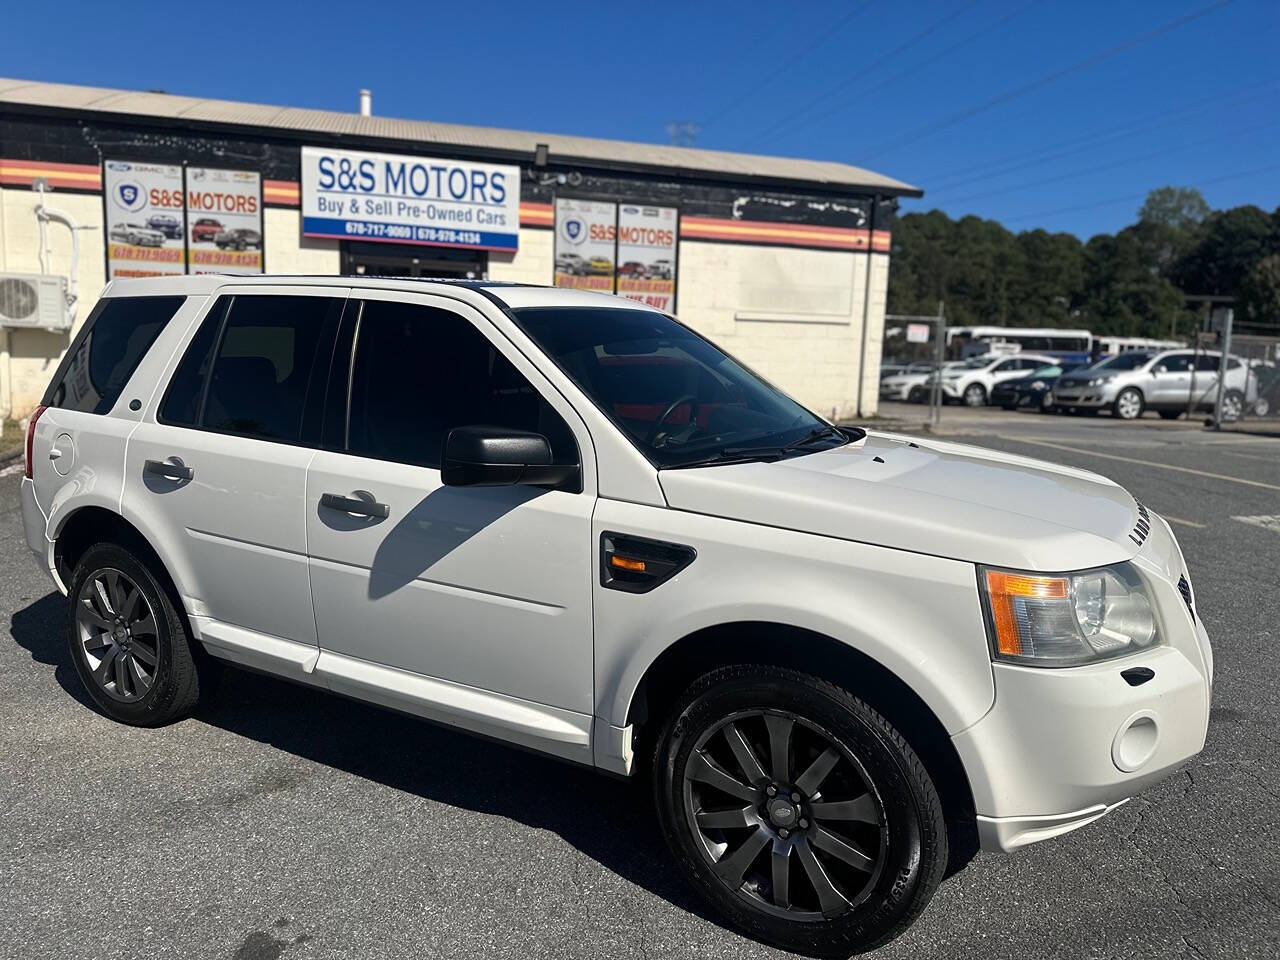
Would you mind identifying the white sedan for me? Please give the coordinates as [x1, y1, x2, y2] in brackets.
[939, 353, 1059, 406]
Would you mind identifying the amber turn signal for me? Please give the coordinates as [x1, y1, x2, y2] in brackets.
[609, 555, 647, 573]
[984, 570, 1068, 657]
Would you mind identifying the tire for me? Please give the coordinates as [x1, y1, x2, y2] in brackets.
[962, 383, 986, 407]
[654, 665, 947, 957]
[907, 386, 925, 404]
[1255, 397, 1271, 417]
[66, 542, 205, 726]
[1157, 410, 1181, 420]
[1112, 387, 1144, 420]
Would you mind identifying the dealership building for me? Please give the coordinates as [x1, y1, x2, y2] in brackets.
[0, 77, 920, 422]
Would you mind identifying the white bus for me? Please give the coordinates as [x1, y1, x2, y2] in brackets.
[1096, 335, 1185, 356]
[945, 326, 1093, 363]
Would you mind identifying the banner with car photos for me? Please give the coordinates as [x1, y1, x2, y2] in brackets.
[615, 205, 677, 311]
[103, 160, 187, 280]
[186, 167, 263, 275]
[554, 198, 617, 291]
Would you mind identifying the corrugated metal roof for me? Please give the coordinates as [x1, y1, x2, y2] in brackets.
[0, 77, 921, 196]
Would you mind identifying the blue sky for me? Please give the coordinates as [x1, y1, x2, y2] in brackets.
[5, 0, 1277, 238]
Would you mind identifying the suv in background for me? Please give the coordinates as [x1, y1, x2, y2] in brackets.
[21, 277, 1211, 956]
[937, 353, 1057, 406]
[1053, 349, 1256, 420]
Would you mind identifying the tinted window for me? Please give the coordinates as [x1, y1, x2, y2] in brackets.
[1158, 354, 1193, 373]
[511, 306, 837, 468]
[44, 296, 184, 414]
[344, 300, 577, 470]
[1195, 354, 1223, 371]
[160, 294, 341, 443]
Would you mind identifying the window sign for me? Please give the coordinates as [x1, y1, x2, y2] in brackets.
[103, 161, 186, 280]
[616, 205, 677, 311]
[300, 146, 520, 252]
[554, 199, 616, 291]
[187, 168, 263, 275]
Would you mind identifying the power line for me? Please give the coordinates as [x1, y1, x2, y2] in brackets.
[996, 163, 1280, 225]
[749, 0, 983, 146]
[756, 0, 1041, 148]
[933, 117, 1280, 205]
[857, 0, 1235, 161]
[923, 78, 1280, 192]
[698, 1, 877, 131]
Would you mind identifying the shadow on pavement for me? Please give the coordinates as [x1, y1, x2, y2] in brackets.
[9, 591, 726, 932]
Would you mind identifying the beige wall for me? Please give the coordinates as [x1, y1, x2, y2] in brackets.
[0, 186, 107, 420]
[676, 240, 885, 420]
[0, 192, 886, 422]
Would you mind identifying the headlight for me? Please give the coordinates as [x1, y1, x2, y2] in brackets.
[1030, 380, 1046, 389]
[1088, 376, 1111, 386]
[980, 562, 1160, 667]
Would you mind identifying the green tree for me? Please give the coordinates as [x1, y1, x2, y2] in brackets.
[1137, 186, 1210, 232]
[1237, 253, 1280, 327]
[1172, 205, 1276, 296]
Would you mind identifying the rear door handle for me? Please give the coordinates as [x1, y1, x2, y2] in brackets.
[320, 492, 390, 519]
[144, 458, 194, 482]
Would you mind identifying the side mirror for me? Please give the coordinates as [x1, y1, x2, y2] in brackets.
[1152, 365, 1166, 376]
[441, 426, 579, 488]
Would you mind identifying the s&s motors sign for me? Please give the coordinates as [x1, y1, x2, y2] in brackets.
[301, 146, 520, 251]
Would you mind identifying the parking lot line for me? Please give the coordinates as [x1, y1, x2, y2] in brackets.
[1161, 515, 1207, 529]
[995, 435, 1280, 492]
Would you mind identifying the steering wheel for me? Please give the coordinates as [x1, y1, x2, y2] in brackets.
[647, 395, 700, 447]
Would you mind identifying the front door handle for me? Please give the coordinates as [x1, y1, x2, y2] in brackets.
[319, 492, 390, 519]
[144, 458, 194, 482]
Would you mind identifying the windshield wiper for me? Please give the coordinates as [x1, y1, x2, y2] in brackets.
[667, 425, 853, 470]
[782, 424, 851, 451]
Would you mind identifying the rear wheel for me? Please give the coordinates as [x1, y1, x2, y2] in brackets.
[654, 665, 947, 957]
[66, 542, 205, 726]
[1113, 387, 1145, 420]
[1220, 389, 1245, 421]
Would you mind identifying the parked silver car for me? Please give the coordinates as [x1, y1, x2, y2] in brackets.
[1053, 349, 1256, 420]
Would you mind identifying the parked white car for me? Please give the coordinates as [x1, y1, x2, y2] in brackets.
[879, 361, 962, 402]
[1053, 349, 1258, 420]
[22, 277, 1212, 956]
[936, 353, 1059, 406]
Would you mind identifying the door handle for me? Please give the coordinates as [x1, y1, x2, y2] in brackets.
[319, 492, 390, 519]
[144, 458, 194, 482]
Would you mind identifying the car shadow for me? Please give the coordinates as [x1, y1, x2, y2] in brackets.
[8, 591, 725, 931]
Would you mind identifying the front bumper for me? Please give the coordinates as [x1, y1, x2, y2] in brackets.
[1051, 381, 1117, 408]
[955, 514, 1211, 852]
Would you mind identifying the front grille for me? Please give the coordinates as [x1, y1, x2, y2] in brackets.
[1177, 575, 1195, 621]
[1130, 501, 1152, 546]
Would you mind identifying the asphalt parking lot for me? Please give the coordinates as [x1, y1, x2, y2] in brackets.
[2, 410, 1277, 960]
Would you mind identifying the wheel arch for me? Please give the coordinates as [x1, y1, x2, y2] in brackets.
[53, 506, 182, 612]
[625, 620, 978, 870]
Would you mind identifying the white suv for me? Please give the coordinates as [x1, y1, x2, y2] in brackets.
[21, 276, 1212, 956]
[938, 353, 1059, 406]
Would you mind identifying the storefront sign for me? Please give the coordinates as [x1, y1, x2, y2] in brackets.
[906, 323, 930, 343]
[616, 205, 677, 310]
[103, 161, 186, 280]
[300, 146, 520, 251]
[187, 168, 263, 275]
[554, 199, 617, 291]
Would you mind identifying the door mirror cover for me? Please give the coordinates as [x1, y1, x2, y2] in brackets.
[441, 426, 578, 488]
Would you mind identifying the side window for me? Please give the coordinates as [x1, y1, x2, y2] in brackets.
[44, 295, 185, 414]
[159, 294, 342, 444]
[344, 299, 578, 470]
[993, 360, 1018, 372]
[1195, 355, 1222, 372]
[1159, 354, 1193, 373]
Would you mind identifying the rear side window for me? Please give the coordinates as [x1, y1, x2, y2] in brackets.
[44, 296, 185, 414]
[159, 294, 343, 444]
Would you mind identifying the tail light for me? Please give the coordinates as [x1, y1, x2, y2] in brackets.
[25, 404, 47, 480]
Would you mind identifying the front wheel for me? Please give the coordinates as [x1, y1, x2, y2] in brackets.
[962, 383, 987, 406]
[1219, 389, 1245, 421]
[1113, 387, 1145, 420]
[654, 666, 947, 957]
[66, 542, 206, 726]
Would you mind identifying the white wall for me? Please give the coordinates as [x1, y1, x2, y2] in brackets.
[676, 240, 885, 420]
[264, 208, 339, 274]
[488, 227, 552, 284]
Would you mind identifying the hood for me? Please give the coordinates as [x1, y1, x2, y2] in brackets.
[658, 432, 1140, 570]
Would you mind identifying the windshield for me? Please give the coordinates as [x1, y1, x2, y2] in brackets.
[1089, 352, 1154, 371]
[959, 356, 996, 369]
[511, 306, 847, 467]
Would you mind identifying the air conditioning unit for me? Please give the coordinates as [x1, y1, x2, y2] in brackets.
[0, 273, 70, 331]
